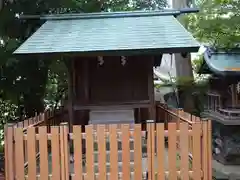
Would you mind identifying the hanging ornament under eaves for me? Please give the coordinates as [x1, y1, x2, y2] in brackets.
[121, 56, 126, 66]
[237, 81, 240, 93]
[98, 56, 104, 66]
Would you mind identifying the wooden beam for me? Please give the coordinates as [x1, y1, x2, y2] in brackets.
[73, 103, 150, 111]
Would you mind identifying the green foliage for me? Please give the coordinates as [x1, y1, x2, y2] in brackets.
[0, 99, 17, 125]
[156, 73, 209, 116]
[183, 0, 240, 49]
[132, 0, 168, 10]
[0, 99, 17, 144]
[192, 54, 204, 73]
[45, 59, 68, 109]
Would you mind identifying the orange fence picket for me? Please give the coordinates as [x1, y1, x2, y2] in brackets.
[85, 125, 94, 180]
[109, 125, 118, 180]
[168, 123, 177, 180]
[73, 126, 82, 180]
[27, 128, 36, 180]
[51, 127, 61, 180]
[133, 124, 142, 180]
[97, 125, 107, 180]
[179, 123, 189, 180]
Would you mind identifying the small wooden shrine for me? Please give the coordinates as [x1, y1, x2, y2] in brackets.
[14, 10, 199, 126]
[199, 47, 240, 166]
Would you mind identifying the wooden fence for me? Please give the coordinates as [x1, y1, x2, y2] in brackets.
[13, 106, 66, 131]
[3, 106, 66, 178]
[14, 104, 198, 131]
[4, 121, 212, 180]
[157, 104, 201, 127]
[157, 105, 204, 158]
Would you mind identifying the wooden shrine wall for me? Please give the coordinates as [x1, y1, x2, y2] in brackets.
[73, 56, 152, 104]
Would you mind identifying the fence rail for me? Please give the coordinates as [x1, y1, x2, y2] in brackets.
[157, 104, 201, 127]
[13, 104, 198, 131]
[4, 121, 212, 180]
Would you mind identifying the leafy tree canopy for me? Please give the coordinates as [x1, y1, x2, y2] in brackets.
[183, 0, 240, 49]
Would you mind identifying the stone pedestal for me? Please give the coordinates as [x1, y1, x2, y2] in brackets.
[212, 120, 240, 165]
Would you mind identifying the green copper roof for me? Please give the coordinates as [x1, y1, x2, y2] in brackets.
[199, 48, 240, 76]
[14, 11, 200, 55]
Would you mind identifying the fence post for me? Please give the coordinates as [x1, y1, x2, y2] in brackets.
[4, 123, 15, 180]
[147, 120, 155, 180]
[60, 122, 69, 180]
[201, 119, 208, 180]
[207, 120, 212, 180]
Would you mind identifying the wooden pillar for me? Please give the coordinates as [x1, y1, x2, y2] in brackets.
[231, 84, 237, 107]
[218, 96, 221, 108]
[234, 84, 238, 106]
[213, 96, 217, 111]
[68, 59, 75, 129]
[82, 59, 89, 125]
[148, 57, 156, 120]
[83, 59, 89, 103]
[207, 95, 209, 110]
[210, 96, 213, 110]
[208, 95, 210, 110]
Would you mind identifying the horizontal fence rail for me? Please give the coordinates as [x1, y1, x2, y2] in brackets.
[4, 121, 212, 180]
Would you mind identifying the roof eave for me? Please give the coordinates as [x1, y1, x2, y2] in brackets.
[18, 8, 200, 20]
[200, 50, 240, 77]
[13, 46, 200, 57]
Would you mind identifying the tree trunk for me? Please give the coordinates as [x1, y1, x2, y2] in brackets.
[172, 0, 193, 78]
[172, 0, 195, 112]
[0, 0, 2, 11]
[172, 0, 187, 8]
